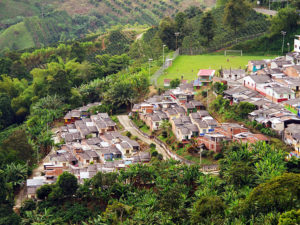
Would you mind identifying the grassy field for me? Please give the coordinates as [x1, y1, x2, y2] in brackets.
[157, 54, 277, 87]
[0, 22, 35, 51]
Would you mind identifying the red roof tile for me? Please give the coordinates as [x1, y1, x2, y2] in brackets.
[197, 69, 215, 76]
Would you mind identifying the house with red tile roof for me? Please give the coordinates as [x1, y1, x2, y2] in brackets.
[197, 69, 215, 86]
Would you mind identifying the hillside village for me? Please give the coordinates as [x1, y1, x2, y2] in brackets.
[140, 35, 300, 158]
[25, 35, 300, 199]
[26, 103, 153, 198]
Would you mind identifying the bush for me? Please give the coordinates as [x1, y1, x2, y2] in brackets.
[157, 154, 163, 160]
[149, 143, 156, 149]
[151, 151, 158, 157]
[201, 91, 207, 97]
[20, 199, 36, 217]
[36, 184, 53, 200]
[201, 150, 209, 157]
[126, 131, 132, 138]
[214, 153, 224, 160]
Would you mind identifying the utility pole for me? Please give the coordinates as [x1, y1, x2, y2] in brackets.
[281, 31, 286, 55]
[162, 44, 166, 68]
[207, 89, 209, 108]
[148, 58, 153, 77]
[175, 32, 180, 50]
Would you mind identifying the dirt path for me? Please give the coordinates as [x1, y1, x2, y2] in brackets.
[135, 33, 144, 41]
[117, 115, 171, 160]
[254, 8, 277, 16]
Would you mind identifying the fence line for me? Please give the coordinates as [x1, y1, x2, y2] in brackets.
[179, 32, 265, 55]
[151, 49, 180, 87]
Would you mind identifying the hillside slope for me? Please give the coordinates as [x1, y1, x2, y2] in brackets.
[0, 0, 216, 52]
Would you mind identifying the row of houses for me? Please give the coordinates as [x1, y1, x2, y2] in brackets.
[26, 109, 151, 199]
[133, 82, 269, 153]
[219, 42, 300, 158]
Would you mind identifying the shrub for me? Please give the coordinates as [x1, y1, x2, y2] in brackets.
[20, 199, 36, 217]
[214, 153, 224, 160]
[36, 184, 53, 200]
[126, 131, 132, 138]
[201, 150, 209, 157]
[157, 154, 163, 160]
[149, 143, 156, 149]
[151, 151, 158, 157]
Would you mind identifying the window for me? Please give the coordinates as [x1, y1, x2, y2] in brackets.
[126, 150, 129, 154]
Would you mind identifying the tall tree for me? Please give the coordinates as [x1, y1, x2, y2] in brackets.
[158, 17, 176, 50]
[224, 0, 250, 36]
[200, 11, 216, 45]
[270, 8, 299, 36]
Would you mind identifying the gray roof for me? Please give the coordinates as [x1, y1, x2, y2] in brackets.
[223, 69, 245, 76]
[185, 124, 199, 132]
[249, 75, 271, 84]
[85, 150, 99, 158]
[120, 142, 131, 149]
[194, 119, 208, 128]
[272, 86, 294, 94]
[250, 60, 266, 66]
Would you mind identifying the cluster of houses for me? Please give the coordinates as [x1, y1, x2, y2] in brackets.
[133, 78, 269, 153]
[26, 103, 151, 199]
[159, 36, 300, 159]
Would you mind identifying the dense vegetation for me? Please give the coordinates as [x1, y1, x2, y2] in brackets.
[231, 6, 300, 54]
[7, 141, 299, 224]
[0, 26, 154, 223]
[0, 0, 213, 52]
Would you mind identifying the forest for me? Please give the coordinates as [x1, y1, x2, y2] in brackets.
[2, 141, 300, 224]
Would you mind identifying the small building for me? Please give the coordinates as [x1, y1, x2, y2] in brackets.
[248, 60, 267, 72]
[26, 177, 47, 199]
[197, 69, 215, 86]
[64, 110, 81, 124]
[233, 132, 269, 144]
[164, 79, 171, 87]
[197, 133, 226, 152]
[293, 35, 300, 53]
[215, 123, 249, 139]
[243, 75, 271, 92]
[223, 69, 246, 80]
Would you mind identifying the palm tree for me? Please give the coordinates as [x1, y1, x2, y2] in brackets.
[4, 163, 28, 189]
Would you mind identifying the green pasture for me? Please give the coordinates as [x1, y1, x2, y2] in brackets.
[157, 54, 277, 87]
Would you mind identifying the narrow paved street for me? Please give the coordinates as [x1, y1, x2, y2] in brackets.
[117, 115, 171, 160]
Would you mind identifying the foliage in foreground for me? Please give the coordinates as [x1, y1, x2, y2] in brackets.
[18, 142, 300, 225]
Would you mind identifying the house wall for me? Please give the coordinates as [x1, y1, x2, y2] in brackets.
[243, 77, 256, 91]
[198, 136, 222, 152]
[294, 38, 300, 53]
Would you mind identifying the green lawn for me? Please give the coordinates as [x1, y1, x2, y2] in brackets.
[157, 54, 276, 87]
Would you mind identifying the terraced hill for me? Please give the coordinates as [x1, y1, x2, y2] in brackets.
[0, 0, 216, 52]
